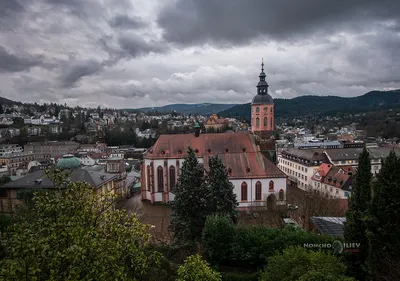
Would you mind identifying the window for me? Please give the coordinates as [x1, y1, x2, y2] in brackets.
[264, 107, 268, 112]
[0, 189, 7, 198]
[270, 107, 273, 113]
[241, 182, 248, 201]
[157, 166, 163, 192]
[169, 165, 176, 192]
[344, 192, 350, 197]
[255, 181, 262, 200]
[255, 107, 260, 113]
[279, 189, 284, 200]
[270, 118, 273, 129]
[146, 165, 151, 191]
[263, 117, 268, 126]
[269, 180, 274, 191]
[305, 176, 307, 181]
[256, 118, 260, 127]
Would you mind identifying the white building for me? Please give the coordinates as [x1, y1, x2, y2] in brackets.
[24, 115, 59, 125]
[277, 148, 328, 190]
[135, 128, 156, 139]
[0, 144, 23, 157]
[141, 132, 287, 209]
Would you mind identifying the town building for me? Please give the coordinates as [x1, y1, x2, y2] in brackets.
[24, 115, 59, 125]
[204, 114, 228, 132]
[0, 165, 119, 213]
[141, 61, 286, 209]
[277, 148, 329, 190]
[24, 141, 80, 159]
[310, 163, 353, 199]
[0, 152, 35, 175]
[0, 144, 23, 156]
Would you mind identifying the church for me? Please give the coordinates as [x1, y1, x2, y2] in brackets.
[141, 61, 287, 209]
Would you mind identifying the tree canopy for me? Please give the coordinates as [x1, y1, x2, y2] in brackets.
[0, 170, 160, 280]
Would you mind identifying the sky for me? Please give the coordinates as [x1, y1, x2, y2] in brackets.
[0, 0, 400, 109]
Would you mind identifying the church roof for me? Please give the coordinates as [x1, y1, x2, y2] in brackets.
[145, 132, 286, 179]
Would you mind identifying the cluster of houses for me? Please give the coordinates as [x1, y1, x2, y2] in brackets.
[0, 141, 146, 213]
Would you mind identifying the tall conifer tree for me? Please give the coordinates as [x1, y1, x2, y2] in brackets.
[344, 147, 372, 280]
[365, 150, 400, 280]
[169, 147, 208, 245]
[206, 155, 238, 221]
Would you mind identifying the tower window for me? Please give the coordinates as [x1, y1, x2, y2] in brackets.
[256, 107, 260, 113]
[147, 165, 151, 191]
[256, 118, 260, 127]
[263, 117, 268, 127]
[270, 118, 273, 129]
[270, 107, 273, 113]
[264, 107, 268, 112]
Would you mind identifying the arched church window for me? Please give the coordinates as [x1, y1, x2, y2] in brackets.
[264, 107, 268, 112]
[269, 180, 274, 191]
[270, 107, 273, 113]
[255, 181, 262, 200]
[169, 165, 176, 192]
[256, 107, 260, 113]
[256, 118, 260, 127]
[279, 189, 284, 201]
[241, 182, 248, 201]
[157, 166, 163, 192]
[270, 118, 273, 129]
[263, 117, 268, 126]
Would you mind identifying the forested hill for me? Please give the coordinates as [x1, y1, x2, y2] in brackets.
[135, 103, 238, 115]
[218, 90, 400, 120]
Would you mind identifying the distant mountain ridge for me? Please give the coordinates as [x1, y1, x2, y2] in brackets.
[218, 90, 400, 121]
[133, 103, 238, 115]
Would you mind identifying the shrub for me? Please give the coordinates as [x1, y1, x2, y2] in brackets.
[221, 271, 261, 281]
[177, 254, 222, 281]
[202, 214, 235, 264]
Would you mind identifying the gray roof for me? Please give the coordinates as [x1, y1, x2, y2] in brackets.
[367, 147, 400, 159]
[282, 148, 328, 162]
[252, 93, 274, 105]
[1, 168, 117, 189]
[311, 217, 346, 237]
[324, 148, 363, 161]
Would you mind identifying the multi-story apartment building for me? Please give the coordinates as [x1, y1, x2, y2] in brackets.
[0, 144, 23, 156]
[24, 141, 80, 159]
[105, 157, 128, 197]
[277, 148, 329, 190]
[0, 152, 35, 175]
[310, 163, 353, 199]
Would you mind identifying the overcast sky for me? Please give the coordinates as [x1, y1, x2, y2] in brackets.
[1, 0, 399, 108]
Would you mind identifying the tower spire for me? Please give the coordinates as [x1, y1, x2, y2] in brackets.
[261, 58, 264, 72]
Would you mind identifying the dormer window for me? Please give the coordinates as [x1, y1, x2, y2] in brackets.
[225, 148, 229, 153]
[246, 167, 250, 173]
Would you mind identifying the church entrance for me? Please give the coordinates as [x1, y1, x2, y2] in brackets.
[266, 194, 277, 210]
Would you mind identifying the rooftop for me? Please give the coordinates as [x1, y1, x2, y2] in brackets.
[311, 217, 346, 237]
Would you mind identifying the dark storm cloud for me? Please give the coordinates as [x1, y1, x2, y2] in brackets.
[110, 15, 147, 29]
[58, 59, 103, 88]
[118, 35, 166, 57]
[157, 0, 400, 45]
[0, 46, 42, 72]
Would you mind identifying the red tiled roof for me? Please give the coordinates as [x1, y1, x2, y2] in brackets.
[322, 166, 352, 189]
[203, 152, 285, 179]
[147, 132, 258, 158]
[146, 132, 285, 179]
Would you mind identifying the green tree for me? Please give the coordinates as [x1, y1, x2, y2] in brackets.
[0, 170, 159, 280]
[206, 155, 238, 220]
[260, 246, 355, 281]
[169, 147, 208, 245]
[365, 151, 400, 280]
[177, 254, 221, 281]
[344, 147, 372, 280]
[202, 215, 234, 265]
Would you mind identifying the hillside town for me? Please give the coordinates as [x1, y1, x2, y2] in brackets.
[0, 62, 399, 281]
